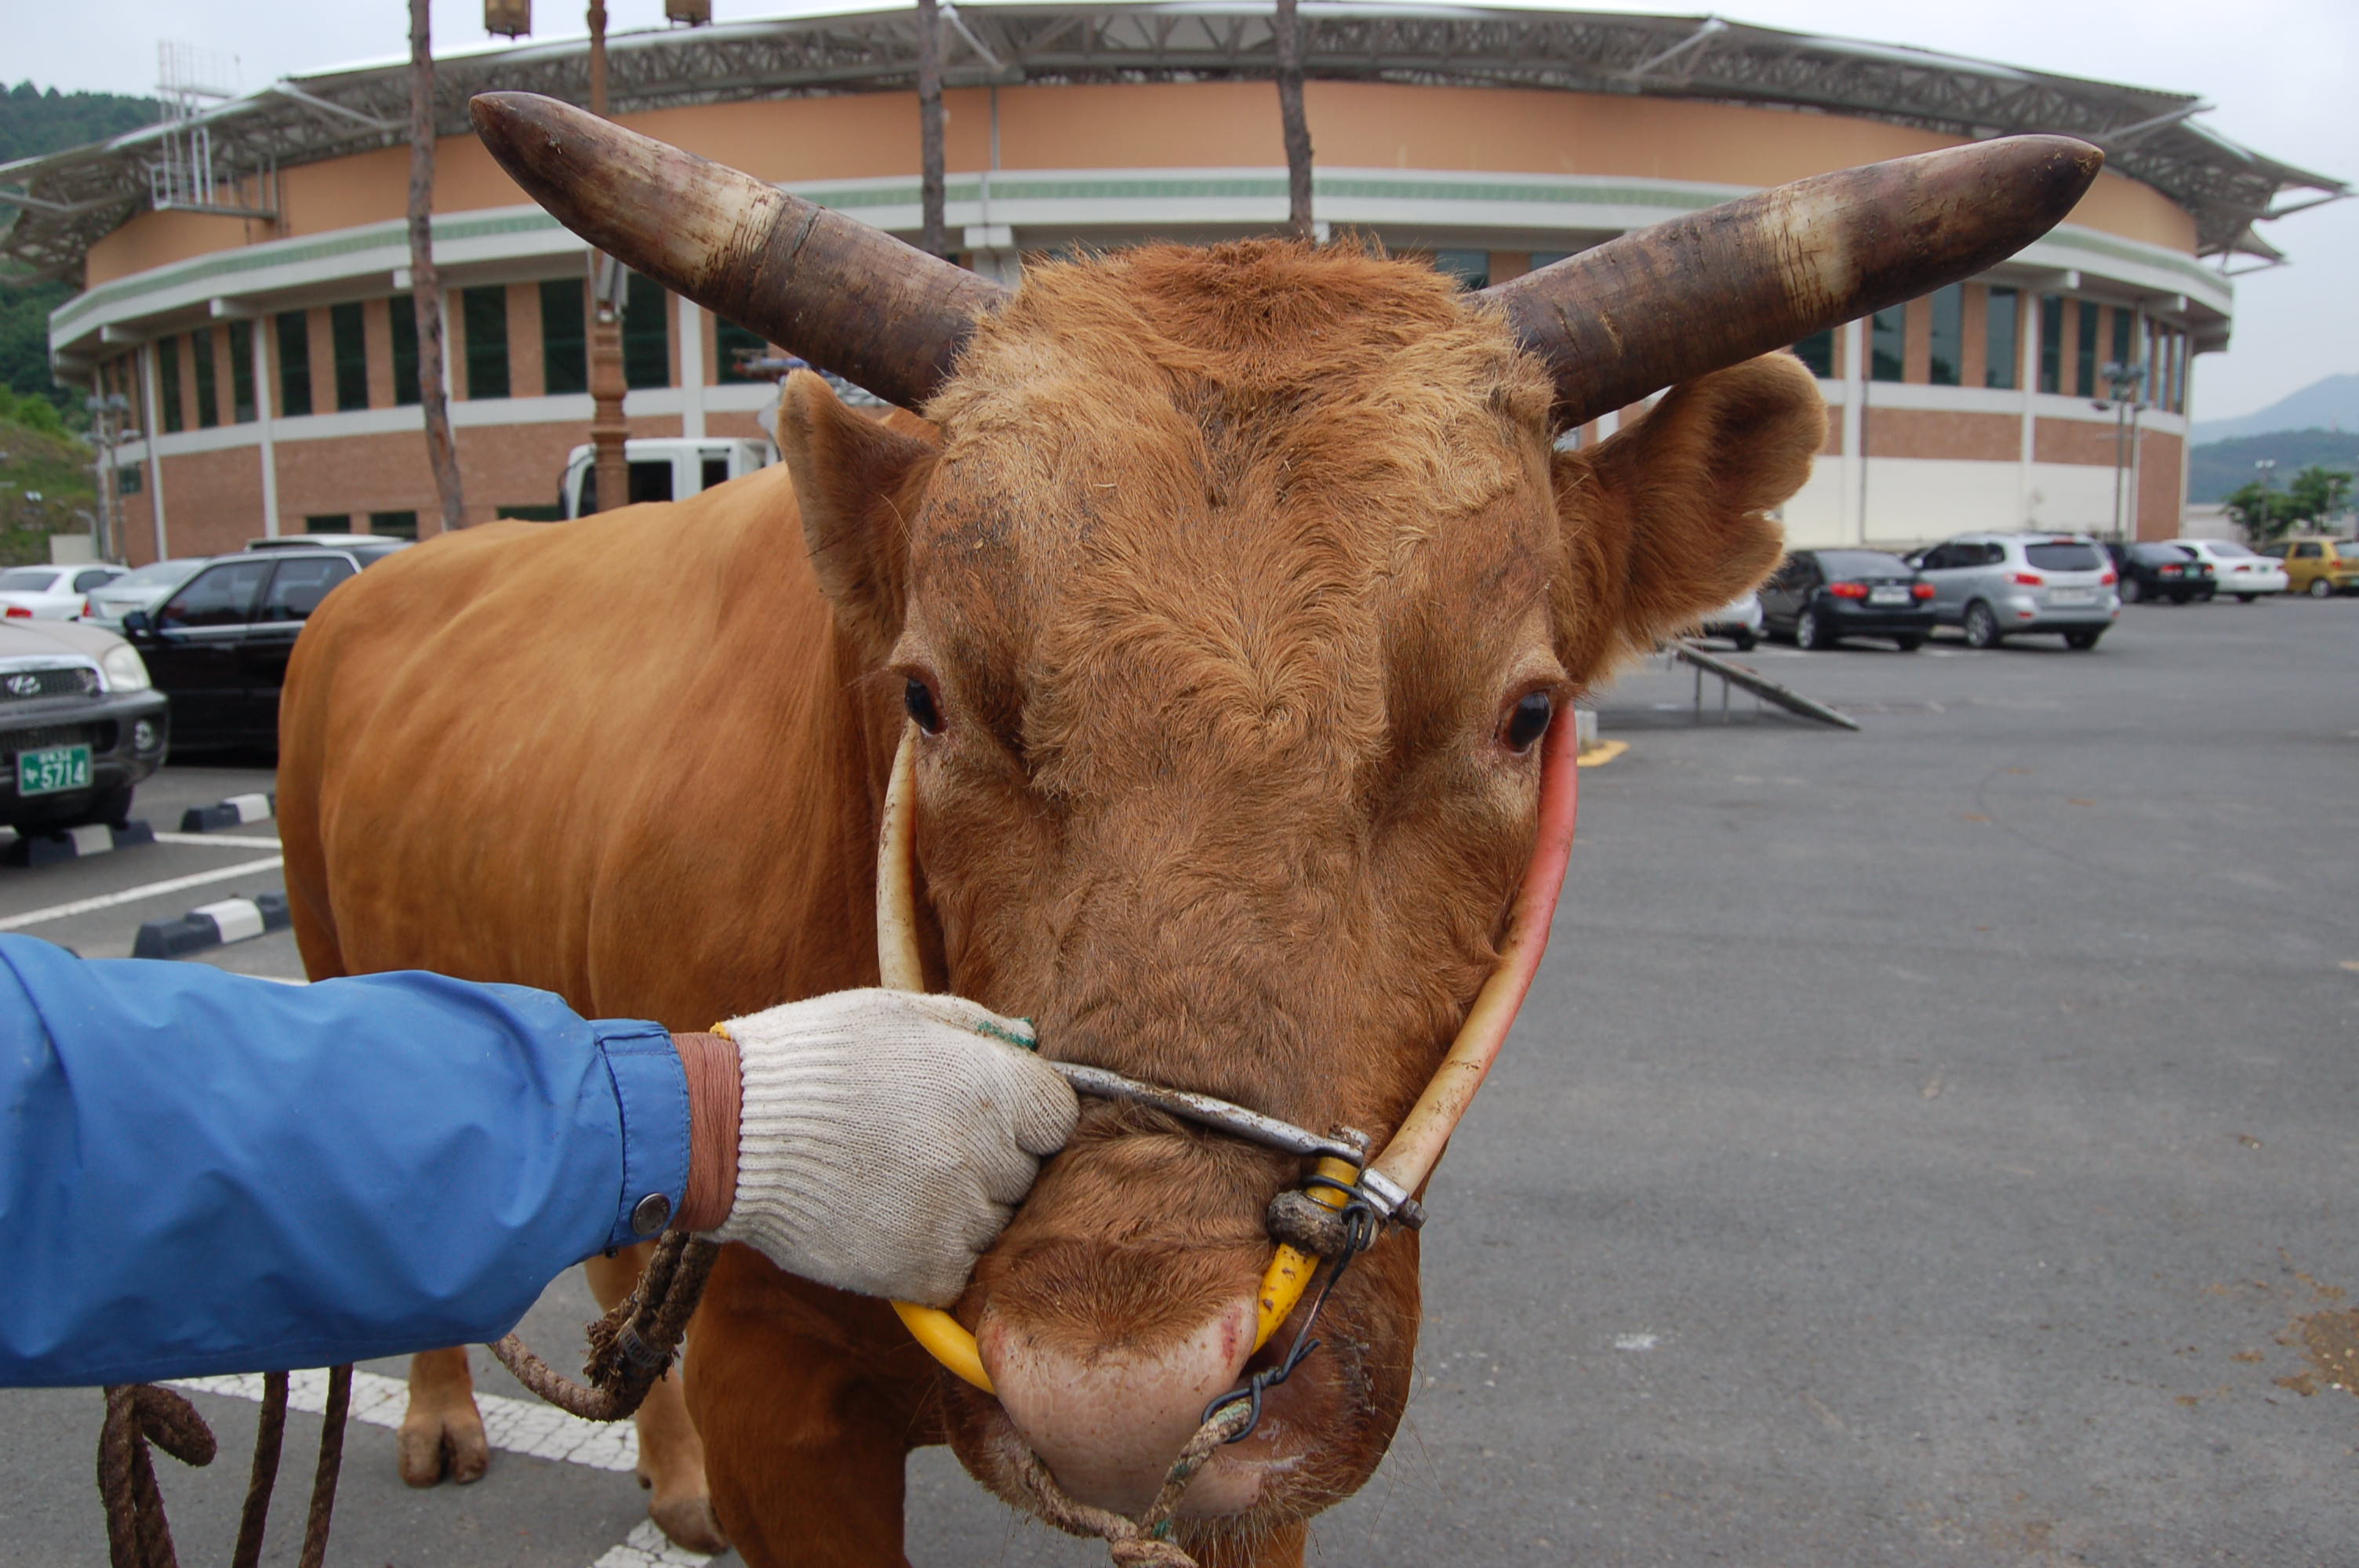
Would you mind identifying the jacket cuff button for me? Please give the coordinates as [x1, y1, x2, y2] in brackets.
[630, 1192, 673, 1236]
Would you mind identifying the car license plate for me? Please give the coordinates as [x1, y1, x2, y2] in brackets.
[16, 744, 90, 797]
[2050, 589, 2095, 604]
[1868, 586, 1910, 605]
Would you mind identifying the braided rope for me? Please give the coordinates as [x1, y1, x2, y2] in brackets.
[488, 1232, 718, 1421]
[1009, 1397, 1256, 1568]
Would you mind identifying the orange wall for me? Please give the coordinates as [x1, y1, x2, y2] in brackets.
[85, 80, 2198, 285]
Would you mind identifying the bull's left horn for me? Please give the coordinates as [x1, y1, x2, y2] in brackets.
[470, 91, 1006, 410]
[1480, 135, 2102, 430]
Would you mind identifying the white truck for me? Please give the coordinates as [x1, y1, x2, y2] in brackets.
[559, 437, 780, 519]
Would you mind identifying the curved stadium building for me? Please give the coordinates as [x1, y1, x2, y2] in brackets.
[2, 4, 2341, 561]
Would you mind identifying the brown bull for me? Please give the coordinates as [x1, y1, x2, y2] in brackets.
[278, 95, 2096, 1566]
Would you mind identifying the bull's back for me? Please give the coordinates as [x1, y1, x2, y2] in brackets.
[281, 465, 879, 1027]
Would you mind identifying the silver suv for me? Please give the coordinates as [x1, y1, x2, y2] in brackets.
[1905, 532, 2120, 651]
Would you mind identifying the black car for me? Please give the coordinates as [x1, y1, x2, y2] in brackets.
[1759, 549, 1937, 650]
[0, 619, 169, 833]
[2105, 541, 2214, 604]
[122, 543, 407, 750]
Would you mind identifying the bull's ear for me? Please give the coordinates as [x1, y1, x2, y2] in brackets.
[1550, 354, 1826, 684]
[776, 368, 937, 659]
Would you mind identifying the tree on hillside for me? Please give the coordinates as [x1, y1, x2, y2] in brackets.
[2223, 463, 2353, 542]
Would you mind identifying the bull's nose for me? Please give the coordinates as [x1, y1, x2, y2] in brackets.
[977, 1296, 1263, 1517]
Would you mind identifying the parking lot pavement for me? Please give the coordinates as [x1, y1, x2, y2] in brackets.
[5, 597, 2357, 1566]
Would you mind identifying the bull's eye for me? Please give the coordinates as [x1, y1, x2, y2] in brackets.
[1503, 690, 1553, 753]
[904, 677, 944, 735]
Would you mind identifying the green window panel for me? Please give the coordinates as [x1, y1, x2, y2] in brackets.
[463, 285, 511, 400]
[1927, 283, 1962, 388]
[1870, 307, 1905, 383]
[541, 277, 587, 395]
[158, 336, 184, 434]
[331, 302, 369, 412]
[277, 311, 313, 418]
[228, 318, 256, 423]
[623, 270, 671, 390]
[1984, 287, 2019, 390]
[192, 327, 219, 428]
[390, 295, 420, 408]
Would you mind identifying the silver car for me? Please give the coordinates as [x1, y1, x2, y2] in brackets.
[1905, 532, 2120, 651]
[80, 557, 208, 630]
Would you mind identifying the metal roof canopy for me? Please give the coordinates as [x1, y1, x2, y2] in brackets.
[0, 2, 2343, 285]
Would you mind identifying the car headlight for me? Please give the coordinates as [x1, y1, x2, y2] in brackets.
[99, 644, 151, 692]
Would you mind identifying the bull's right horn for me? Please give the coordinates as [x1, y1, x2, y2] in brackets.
[471, 91, 1007, 411]
[1481, 135, 2103, 430]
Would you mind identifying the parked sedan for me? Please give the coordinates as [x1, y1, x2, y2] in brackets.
[0, 618, 169, 833]
[1760, 550, 1936, 651]
[2169, 539, 2286, 602]
[1699, 590, 1764, 651]
[0, 563, 127, 621]
[80, 557, 208, 629]
[121, 543, 405, 750]
[2106, 541, 2215, 604]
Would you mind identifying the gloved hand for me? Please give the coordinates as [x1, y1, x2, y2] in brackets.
[707, 989, 1078, 1305]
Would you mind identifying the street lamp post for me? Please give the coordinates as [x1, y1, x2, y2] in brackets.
[2099, 359, 2148, 543]
[82, 393, 135, 563]
[487, 2, 708, 514]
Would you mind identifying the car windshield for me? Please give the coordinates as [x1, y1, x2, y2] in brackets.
[0, 568, 61, 592]
[1816, 551, 1913, 578]
[2026, 543, 2103, 571]
[2197, 541, 2256, 558]
[2130, 545, 2186, 563]
[111, 559, 205, 590]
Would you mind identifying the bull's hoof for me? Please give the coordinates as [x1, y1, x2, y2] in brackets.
[646, 1492, 730, 1555]
[398, 1406, 492, 1487]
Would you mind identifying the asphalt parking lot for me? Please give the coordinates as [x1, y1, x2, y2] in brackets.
[3, 595, 2354, 1566]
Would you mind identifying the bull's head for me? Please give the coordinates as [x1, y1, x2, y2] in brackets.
[474, 93, 2095, 1551]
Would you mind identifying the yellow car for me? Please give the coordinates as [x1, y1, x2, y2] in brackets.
[2260, 537, 2359, 598]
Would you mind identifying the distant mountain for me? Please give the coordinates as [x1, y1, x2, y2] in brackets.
[2192, 374, 2359, 444]
[2186, 430, 2359, 505]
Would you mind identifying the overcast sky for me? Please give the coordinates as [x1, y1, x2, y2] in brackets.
[9, 0, 2351, 421]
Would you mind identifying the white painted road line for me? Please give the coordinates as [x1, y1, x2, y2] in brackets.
[154, 832, 284, 848]
[170, 1369, 715, 1568]
[169, 1367, 643, 1472]
[0, 855, 285, 932]
[592, 1521, 719, 1567]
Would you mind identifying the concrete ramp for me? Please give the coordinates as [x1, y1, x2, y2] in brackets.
[1672, 641, 1861, 731]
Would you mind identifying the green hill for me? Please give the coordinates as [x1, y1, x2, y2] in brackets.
[0, 392, 97, 565]
[2186, 430, 2359, 505]
[2, 81, 163, 424]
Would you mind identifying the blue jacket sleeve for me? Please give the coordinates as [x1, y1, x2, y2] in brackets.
[0, 935, 689, 1388]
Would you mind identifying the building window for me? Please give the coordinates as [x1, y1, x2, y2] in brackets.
[331, 302, 369, 412]
[1927, 284, 1962, 387]
[277, 311, 313, 417]
[541, 278, 587, 395]
[192, 328, 220, 428]
[2110, 307, 2135, 381]
[623, 271, 671, 390]
[715, 315, 772, 383]
[2038, 295, 2063, 394]
[117, 463, 143, 496]
[368, 510, 420, 540]
[2075, 300, 2099, 397]
[305, 514, 351, 533]
[390, 295, 421, 407]
[228, 318, 256, 423]
[463, 285, 511, 400]
[1791, 329, 1835, 379]
[158, 336, 184, 433]
[1985, 287, 2019, 390]
[1870, 307, 1904, 382]
[1430, 249, 1489, 290]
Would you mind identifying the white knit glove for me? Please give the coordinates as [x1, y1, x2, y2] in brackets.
[709, 989, 1078, 1306]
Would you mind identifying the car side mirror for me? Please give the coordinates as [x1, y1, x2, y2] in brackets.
[120, 609, 151, 637]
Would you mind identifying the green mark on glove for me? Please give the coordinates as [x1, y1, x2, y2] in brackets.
[975, 1018, 1040, 1053]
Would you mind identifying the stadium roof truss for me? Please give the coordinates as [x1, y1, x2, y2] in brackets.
[0, 2, 2343, 284]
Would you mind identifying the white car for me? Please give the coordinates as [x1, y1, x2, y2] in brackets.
[1698, 590, 1764, 651]
[81, 557, 207, 629]
[2169, 539, 2288, 602]
[0, 564, 127, 622]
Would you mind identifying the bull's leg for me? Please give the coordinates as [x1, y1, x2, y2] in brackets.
[581, 1245, 730, 1553]
[398, 1346, 490, 1486]
[687, 1252, 930, 1568]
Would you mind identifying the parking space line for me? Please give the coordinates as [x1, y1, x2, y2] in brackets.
[171, 1370, 717, 1568]
[0, 855, 285, 932]
[153, 832, 284, 848]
